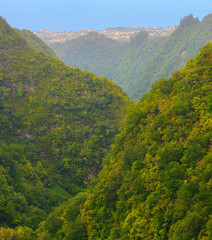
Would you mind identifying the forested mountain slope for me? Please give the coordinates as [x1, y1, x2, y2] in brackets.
[51, 31, 119, 73]
[0, 17, 129, 231]
[81, 42, 212, 239]
[38, 42, 212, 239]
[51, 14, 212, 100]
[129, 14, 212, 99]
[18, 29, 57, 57]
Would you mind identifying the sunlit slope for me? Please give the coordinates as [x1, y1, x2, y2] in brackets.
[80, 42, 212, 239]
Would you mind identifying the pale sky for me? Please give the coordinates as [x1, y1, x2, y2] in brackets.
[1, 0, 212, 31]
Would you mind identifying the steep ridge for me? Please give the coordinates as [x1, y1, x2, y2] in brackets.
[18, 29, 57, 57]
[51, 14, 212, 100]
[38, 42, 212, 239]
[51, 32, 120, 77]
[0, 17, 129, 230]
[129, 14, 212, 99]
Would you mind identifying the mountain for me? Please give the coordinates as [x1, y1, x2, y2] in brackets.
[0, 15, 211, 240]
[51, 14, 212, 100]
[81, 42, 212, 239]
[129, 13, 212, 99]
[38, 42, 212, 239]
[18, 29, 57, 57]
[51, 32, 120, 74]
[0, 16, 129, 230]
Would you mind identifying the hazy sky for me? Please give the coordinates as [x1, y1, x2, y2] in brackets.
[1, 0, 212, 31]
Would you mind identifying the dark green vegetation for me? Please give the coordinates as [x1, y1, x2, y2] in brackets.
[0, 16, 129, 233]
[0, 15, 211, 240]
[51, 14, 212, 100]
[38, 42, 212, 239]
[51, 31, 119, 76]
[17, 29, 57, 57]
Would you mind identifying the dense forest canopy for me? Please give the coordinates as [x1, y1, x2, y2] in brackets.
[37, 42, 212, 240]
[17, 29, 57, 57]
[79, 42, 212, 240]
[51, 14, 212, 100]
[0, 16, 129, 232]
[0, 15, 211, 240]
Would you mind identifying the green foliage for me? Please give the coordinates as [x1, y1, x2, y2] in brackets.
[18, 29, 57, 57]
[0, 17, 129, 231]
[80, 43, 212, 239]
[37, 192, 88, 240]
[1, 15, 212, 240]
[172, 94, 191, 116]
[0, 226, 35, 239]
[51, 14, 212, 100]
[0, 17, 26, 48]
[152, 78, 174, 95]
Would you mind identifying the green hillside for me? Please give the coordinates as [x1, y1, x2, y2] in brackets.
[0, 15, 211, 240]
[51, 32, 120, 76]
[0, 17, 129, 231]
[51, 14, 212, 100]
[81, 42, 212, 239]
[17, 29, 57, 57]
[129, 14, 212, 99]
[38, 42, 212, 239]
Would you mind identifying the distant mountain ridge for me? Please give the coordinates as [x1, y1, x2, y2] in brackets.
[50, 14, 212, 100]
[34, 25, 176, 44]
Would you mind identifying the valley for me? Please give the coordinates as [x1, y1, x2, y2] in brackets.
[0, 12, 211, 240]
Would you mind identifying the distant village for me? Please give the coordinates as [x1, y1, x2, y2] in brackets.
[34, 26, 177, 45]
